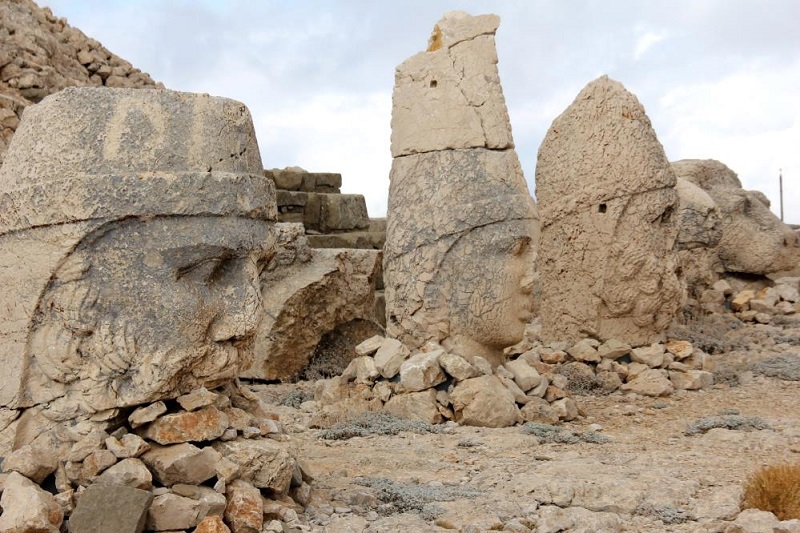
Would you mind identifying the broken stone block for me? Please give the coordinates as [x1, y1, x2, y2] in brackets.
[597, 339, 631, 360]
[536, 76, 683, 346]
[355, 335, 384, 356]
[176, 387, 220, 412]
[731, 289, 756, 311]
[95, 458, 152, 490]
[147, 492, 206, 531]
[669, 370, 714, 390]
[212, 439, 295, 494]
[341, 356, 379, 385]
[105, 433, 150, 459]
[630, 344, 665, 368]
[1, 442, 58, 483]
[450, 375, 521, 428]
[384, 389, 443, 424]
[172, 484, 227, 517]
[141, 443, 220, 486]
[143, 406, 229, 445]
[567, 339, 601, 363]
[225, 479, 263, 533]
[0, 471, 62, 532]
[68, 483, 152, 533]
[245, 245, 381, 381]
[399, 350, 447, 392]
[374, 338, 411, 379]
[438, 352, 480, 381]
[129, 402, 168, 429]
[620, 369, 674, 397]
[664, 340, 693, 360]
[195, 515, 232, 533]
[81, 449, 117, 480]
[520, 398, 560, 425]
[504, 358, 542, 392]
[551, 397, 579, 422]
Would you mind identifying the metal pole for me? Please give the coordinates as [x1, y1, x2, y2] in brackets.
[779, 168, 784, 222]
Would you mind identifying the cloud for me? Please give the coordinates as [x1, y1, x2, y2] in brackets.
[633, 29, 668, 60]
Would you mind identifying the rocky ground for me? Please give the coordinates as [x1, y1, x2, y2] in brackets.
[251, 318, 800, 533]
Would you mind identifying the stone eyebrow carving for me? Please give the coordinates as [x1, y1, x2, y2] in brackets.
[168, 245, 235, 281]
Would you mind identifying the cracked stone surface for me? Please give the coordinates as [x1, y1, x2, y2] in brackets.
[0, 87, 276, 430]
[535, 75, 684, 346]
[385, 12, 538, 368]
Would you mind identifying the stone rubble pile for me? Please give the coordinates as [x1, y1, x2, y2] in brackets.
[0, 0, 161, 164]
[701, 277, 800, 324]
[0, 384, 313, 532]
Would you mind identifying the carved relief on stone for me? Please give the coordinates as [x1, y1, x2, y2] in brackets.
[0, 87, 276, 422]
[385, 12, 538, 368]
[535, 76, 684, 346]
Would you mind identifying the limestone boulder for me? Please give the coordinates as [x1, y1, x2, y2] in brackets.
[147, 492, 207, 531]
[212, 439, 295, 494]
[384, 389, 443, 424]
[95, 458, 153, 489]
[244, 242, 381, 381]
[373, 338, 411, 379]
[399, 350, 447, 392]
[67, 483, 153, 533]
[536, 75, 683, 346]
[141, 443, 221, 486]
[0, 471, 63, 533]
[620, 369, 674, 397]
[225, 480, 263, 533]
[672, 159, 799, 275]
[450, 375, 520, 427]
[143, 406, 229, 445]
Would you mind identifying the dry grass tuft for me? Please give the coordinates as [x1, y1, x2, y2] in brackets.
[742, 463, 800, 520]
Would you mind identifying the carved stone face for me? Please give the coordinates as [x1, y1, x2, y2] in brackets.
[24, 216, 275, 416]
[441, 219, 536, 364]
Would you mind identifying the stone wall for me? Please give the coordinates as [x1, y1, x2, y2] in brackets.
[0, 0, 161, 165]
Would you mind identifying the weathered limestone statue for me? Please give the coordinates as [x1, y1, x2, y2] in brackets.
[672, 159, 799, 276]
[674, 177, 724, 298]
[384, 12, 538, 368]
[536, 76, 683, 346]
[0, 87, 276, 427]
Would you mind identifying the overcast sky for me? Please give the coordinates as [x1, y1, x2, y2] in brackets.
[42, 0, 800, 223]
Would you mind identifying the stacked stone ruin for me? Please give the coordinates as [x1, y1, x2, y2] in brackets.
[0, 0, 161, 165]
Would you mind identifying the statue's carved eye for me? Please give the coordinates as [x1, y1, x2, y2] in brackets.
[510, 236, 531, 256]
[177, 256, 230, 284]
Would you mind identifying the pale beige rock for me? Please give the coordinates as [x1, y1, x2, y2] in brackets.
[355, 335, 385, 356]
[1, 442, 58, 483]
[504, 359, 542, 392]
[385, 13, 537, 369]
[373, 338, 411, 379]
[67, 484, 153, 533]
[0, 471, 62, 533]
[105, 433, 149, 459]
[225, 480, 263, 533]
[673, 159, 799, 275]
[675, 177, 724, 297]
[0, 88, 275, 422]
[244, 245, 381, 381]
[95, 458, 152, 489]
[620, 369, 674, 397]
[567, 339, 601, 363]
[597, 339, 631, 360]
[341, 356, 379, 385]
[519, 397, 559, 425]
[212, 439, 295, 494]
[383, 389, 443, 424]
[129, 402, 168, 429]
[80, 449, 117, 480]
[776, 283, 800, 303]
[147, 492, 206, 531]
[450, 375, 520, 427]
[172, 484, 227, 516]
[141, 443, 221, 486]
[665, 340, 694, 360]
[551, 398, 579, 422]
[399, 350, 447, 392]
[669, 370, 714, 390]
[536, 76, 683, 346]
[630, 344, 666, 368]
[438, 352, 480, 381]
[729, 508, 781, 533]
[176, 387, 220, 412]
[195, 515, 232, 533]
[391, 12, 511, 157]
[143, 406, 229, 445]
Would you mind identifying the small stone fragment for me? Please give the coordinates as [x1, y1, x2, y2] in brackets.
[439, 352, 480, 381]
[630, 344, 665, 368]
[504, 358, 542, 392]
[147, 492, 206, 531]
[355, 335, 385, 356]
[551, 398, 579, 421]
[177, 387, 220, 411]
[96, 458, 152, 490]
[373, 338, 411, 379]
[0, 471, 63, 532]
[143, 405, 229, 445]
[225, 479, 263, 533]
[597, 339, 631, 360]
[141, 443, 221, 486]
[399, 349, 446, 392]
[567, 339, 601, 363]
[129, 401, 168, 428]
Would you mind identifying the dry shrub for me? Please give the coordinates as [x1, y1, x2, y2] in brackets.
[742, 463, 800, 520]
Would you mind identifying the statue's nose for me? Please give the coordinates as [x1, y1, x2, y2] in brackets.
[210, 258, 262, 342]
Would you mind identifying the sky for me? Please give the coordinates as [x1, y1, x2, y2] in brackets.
[42, 0, 800, 223]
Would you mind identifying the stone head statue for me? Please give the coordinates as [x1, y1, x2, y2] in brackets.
[384, 12, 538, 367]
[672, 159, 799, 275]
[0, 88, 276, 422]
